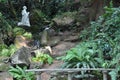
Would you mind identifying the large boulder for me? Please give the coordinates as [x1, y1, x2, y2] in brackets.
[32, 46, 52, 56]
[52, 42, 76, 57]
[41, 29, 49, 46]
[10, 47, 31, 67]
[52, 12, 77, 29]
[52, 10, 90, 29]
[40, 28, 60, 47]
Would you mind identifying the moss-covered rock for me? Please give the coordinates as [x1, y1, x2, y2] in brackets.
[52, 12, 77, 28]
[0, 57, 10, 71]
[0, 62, 10, 71]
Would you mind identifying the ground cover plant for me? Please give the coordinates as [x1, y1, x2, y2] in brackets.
[32, 51, 53, 64]
[62, 2, 120, 80]
[1, 0, 120, 80]
[9, 65, 35, 80]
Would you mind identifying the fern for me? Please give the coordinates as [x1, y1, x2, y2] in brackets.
[9, 65, 35, 80]
[62, 3, 120, 80]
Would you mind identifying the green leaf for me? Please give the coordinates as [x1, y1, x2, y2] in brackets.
[109, 70, 117, 80]
[0, 12, 2, 17]
[1, 48, 9, 56]
[47, 57, 53, 64]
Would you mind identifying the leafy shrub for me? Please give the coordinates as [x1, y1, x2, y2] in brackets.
[9, 65, 35, 80]
[0, 12, 13, 41]
[23, 32, 32, 39]
[32, 51, 53, 64]
[62, 3, 120, 80]
[0, 44, 17, 57]
[62, 41, 98, 68]
[13, 27, 25, 36]
[0, 44, 7, 51]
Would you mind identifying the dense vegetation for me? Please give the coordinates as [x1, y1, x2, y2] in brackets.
[0, 0, 120, 80]
[62, 2, 120, 80]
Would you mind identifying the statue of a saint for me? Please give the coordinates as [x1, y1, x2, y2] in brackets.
[18, 6, 30, 27]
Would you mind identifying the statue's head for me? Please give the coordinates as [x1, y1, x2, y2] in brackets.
[23, 6, 27, 9]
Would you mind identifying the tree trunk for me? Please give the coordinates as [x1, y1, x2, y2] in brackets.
[88, 0, 105, 21]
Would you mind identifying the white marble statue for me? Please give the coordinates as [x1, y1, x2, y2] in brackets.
[18, 6, 30, 27]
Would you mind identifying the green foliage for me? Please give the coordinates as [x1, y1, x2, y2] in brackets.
[0, 44, 17, 57]
[0, 13, 12, 31]
[34, 0, 77, 18]
[9, 65, 35, 80]
[23, 32, 32, 39]
[109, 70, 117, 80]
[13, 27, 25, 36]
[32, 51, 53, 64]
[13, 27, 33, 39]
[39, 0, 65, 17]
[0, 44, 7, 51]
[0, 0, 7, 3]
[0, 12, 14, 44]
[62, 3, 120, 80]
[62, 41, 99, 68]
[34, 10, 47, 20]
[0, 12, 2, 17]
